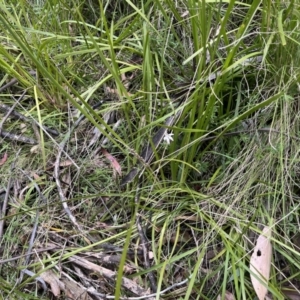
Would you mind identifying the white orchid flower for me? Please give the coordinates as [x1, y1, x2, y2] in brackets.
[163, 131, 174, 144]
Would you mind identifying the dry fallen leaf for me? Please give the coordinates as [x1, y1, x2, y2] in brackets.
[0, 152, 8, 166]
[250, 226, 272, 300]
[101, 148, 122, 176]
[39, 270, 61, 297]
[58, 159, 74, 167]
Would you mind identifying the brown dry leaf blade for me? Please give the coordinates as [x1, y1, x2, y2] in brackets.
[101, 148, 122, 175]
[39, 270, 61, 297]
[0, 152, 8, 166]
[250, 226, 272, 300]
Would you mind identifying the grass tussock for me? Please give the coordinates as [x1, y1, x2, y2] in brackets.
[0, 0, 300, 299]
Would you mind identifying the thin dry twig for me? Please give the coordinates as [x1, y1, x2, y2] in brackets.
[17, 170, 47, 284]
[0, 175, 12, 240]
[68, 255, 155, 300]
[86, 277, 189, 300]
[0, 89, 38, 144]
[0, 149, 21, 239]
[20, 269, 48, 293]
[0, 89, 27, 136]
[54, 101, 108, 236]
[0, 70, 36, 93]
[0, 245, 59, 264]
[54, 113, 93, 233]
